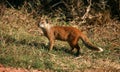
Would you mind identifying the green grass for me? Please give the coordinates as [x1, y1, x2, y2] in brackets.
[0, 9, 120, 71]
[0, 24, 120, 71]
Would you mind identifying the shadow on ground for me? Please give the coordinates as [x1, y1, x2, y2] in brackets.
[1, 34, 76, 56]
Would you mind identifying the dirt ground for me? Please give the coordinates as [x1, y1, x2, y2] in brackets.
[0, 64, 120, 72]
[0, 64, 42, 72]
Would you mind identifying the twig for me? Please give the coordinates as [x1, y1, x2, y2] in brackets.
[78, 0, 92, 25]
[51, 0, 63, 8]
[5, 0, 15, 9]
[81, 0, 92, 20]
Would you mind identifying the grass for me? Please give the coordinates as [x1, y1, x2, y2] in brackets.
[0, 8, 120, 71]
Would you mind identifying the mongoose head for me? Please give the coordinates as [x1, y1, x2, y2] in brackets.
[38, 19, 51, 30]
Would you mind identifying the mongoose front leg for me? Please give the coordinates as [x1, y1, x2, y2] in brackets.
[49, 39, 54, 51]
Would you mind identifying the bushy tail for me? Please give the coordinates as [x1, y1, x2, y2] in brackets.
[80, 33, 103, 52]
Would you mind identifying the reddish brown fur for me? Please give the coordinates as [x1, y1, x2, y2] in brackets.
[38, 20, 103, 56]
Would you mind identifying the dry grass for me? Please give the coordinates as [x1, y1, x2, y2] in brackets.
[0, 8, 120, 72]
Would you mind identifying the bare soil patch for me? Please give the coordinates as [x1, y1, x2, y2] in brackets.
[0, 64, 42, 72]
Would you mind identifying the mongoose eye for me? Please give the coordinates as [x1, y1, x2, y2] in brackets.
[39, 21, 43, 25]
